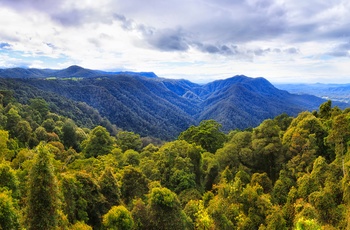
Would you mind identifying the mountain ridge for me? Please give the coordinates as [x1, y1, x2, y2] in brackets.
[0, 66, 346, 139]
[0, 65, 159, 79]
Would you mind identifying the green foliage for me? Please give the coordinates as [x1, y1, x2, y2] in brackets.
[319, 100, 332, 119]
[0, 191, 20, 230]
[98, 168, 122, 210]
[116, 130, 142, 152]
[62, 119, 78, 150]
[252, 119, 284, 180]
[102, 205, 134, 230]
[26, 143, 59, 230]
[75, 171, 106, 228]
[15, 120, 32, 144]
[147, 187, 191, 229]
[179, 119, 226, 153]
[70, 221, 93, 230]
[6, 107, 21, 137]
[121, 166, 149, 205]
[0, 162, 19, 198]
[60, 173, 89, 224]
[156, 140, 201, 193]
[0, 129, 11, 161]
[122, 149, 140, 166]
[295, 217, 321, 230]
[83, 126, 114, 158]
[29, 98, 49, 119]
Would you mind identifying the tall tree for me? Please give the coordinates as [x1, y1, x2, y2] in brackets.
[116, 130, 142, 152]
[179, 119, 226, 153]
[147, 187, 190, 229]
[252, 119, 283, 181]
[0, 130, 11, 161]
[62, 119, 78, 150]
[102, 205, 134, 230]
[6, 107, 21, 138]
[29, 98, 49, 117]
[0, 192, 20, 230]
[82, 126, 114, 158]
[26, 143, 59, 230]
[121, 166, 149, 205]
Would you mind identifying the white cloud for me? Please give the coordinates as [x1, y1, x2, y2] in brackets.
[0, 0, 350, 83]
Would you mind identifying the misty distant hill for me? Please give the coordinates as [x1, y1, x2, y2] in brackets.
[0, 65, 157, 79]
[275, 83, 350, 103]
[0, 66, 346, 139]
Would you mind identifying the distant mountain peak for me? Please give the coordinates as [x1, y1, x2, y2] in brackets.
[65, 65, 85, 71]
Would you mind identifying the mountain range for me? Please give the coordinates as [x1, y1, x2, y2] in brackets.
[0, 66, 346, 139]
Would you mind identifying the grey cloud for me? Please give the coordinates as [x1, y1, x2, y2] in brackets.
[284, 48, 299, 54]
[0, 0, 62, 12]
[254, 48, 271, 56]
[195, 43, 238, 56]
[112, 12, 290, 58]
[113, 14, 154, 36]
[0, 0, 112, 27]
[114, 14, 188, 51]
[113, 14, 136, 31]
[327, 50, 349, 57]
[51, 9, 87, 26]
[191, 1, 287, 44]
[147, 28, 190, 51]
[51, 8, 111, 27]
[327, 42, 350, 57]
[45, 43, 56, 49]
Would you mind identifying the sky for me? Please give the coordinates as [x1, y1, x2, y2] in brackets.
[0, 0, 350, 83]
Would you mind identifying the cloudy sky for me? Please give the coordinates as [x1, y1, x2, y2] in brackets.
[0, 0, 350, 83]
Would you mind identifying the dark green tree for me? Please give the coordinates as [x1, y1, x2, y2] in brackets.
[74, 171, 106, 228]
[0, 130, 11, 161]
[60, 173, 88, 224]
[179, 119, 226, 153]
[98, 168, 121, 211]
[6, 107, 21, 137]
[116, 130, 142, 152]
[156, 140, 199, 193]
[29, 98, 49, 119]
[252, 119, 284, 181]
[42, 118, 56, 132]
[62, 119, 78, 149]
[147, 187, 190, 229]
[15, 120, 32, 144]
[326, 114, 350, 159]
[26, 143, 59, 230]
[319, 100, 332, 119]
[82, 126, 114, 158]
[121, 166, 149, 205]
[122, 149, 140, 166]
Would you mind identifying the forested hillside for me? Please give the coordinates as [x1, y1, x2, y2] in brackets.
[0, 66, 343, 139]
[1, 90, 350, 229]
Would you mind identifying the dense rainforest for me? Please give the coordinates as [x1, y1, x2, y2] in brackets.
[0, 91, 350, 230]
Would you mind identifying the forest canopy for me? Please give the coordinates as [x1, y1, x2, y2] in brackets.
[0, 93, 350, 229]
